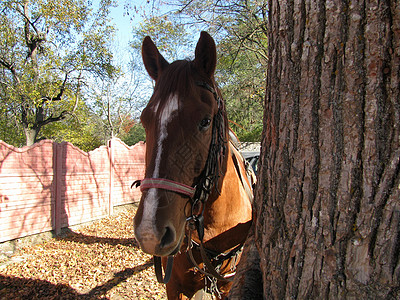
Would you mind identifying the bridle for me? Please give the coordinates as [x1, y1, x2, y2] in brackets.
[132, 81, 225, 200]
[132, 81, 234, 285]
[137, 178, 196, 198]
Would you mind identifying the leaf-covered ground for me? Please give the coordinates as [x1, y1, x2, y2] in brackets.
[0, 206, 167, 299]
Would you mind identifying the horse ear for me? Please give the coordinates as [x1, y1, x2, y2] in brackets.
[194, 31, 217, 78]
[142, 36, 169, 81]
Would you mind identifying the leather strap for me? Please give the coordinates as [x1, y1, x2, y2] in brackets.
[229, 142, 255, 202]
[154, 256, 174, 284]
[186, 229, 236, 282]
[138, 178, 196, 198]
[198, 242, 235, 282]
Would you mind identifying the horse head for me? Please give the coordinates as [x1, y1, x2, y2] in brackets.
[134, 32, 227, 257]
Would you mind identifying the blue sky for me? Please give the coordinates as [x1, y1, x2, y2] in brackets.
[107, 1, 142, 64]
[110, 4, 132, 51]
[107, 1, 173, 60]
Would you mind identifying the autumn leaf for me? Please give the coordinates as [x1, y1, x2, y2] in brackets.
[0, 206, 167, 299]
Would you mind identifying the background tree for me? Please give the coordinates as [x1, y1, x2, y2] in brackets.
[230, 0, 400, 298]
[40, 100, 104, 152]
[131, 13, 192, 62]
[90, 71, 144, 140]
[0, 0, 118, 146]
[122, 121, 146, 146]
[218, 35, 265, 141]
[130, 0, 267, 142]
[175, 0, 268, 141]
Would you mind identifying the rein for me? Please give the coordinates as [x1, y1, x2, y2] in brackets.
[132, 81, 230, 284]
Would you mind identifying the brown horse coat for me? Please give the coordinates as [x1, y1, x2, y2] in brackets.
[134, 31, 253, 299]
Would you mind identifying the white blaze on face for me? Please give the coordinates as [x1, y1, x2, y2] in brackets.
[141, 94, 179, 232]
[153, 94, 179, 178]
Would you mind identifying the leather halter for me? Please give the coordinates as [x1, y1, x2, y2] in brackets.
[135, 178, 195, 198]
[132, 80, 225, 209]
[132, 80, 228, 284]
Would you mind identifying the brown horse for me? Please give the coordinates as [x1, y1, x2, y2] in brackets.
[133, 32, 253, 299]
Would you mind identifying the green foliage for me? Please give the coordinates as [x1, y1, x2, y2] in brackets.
[131, 14, 192, 62]
[122, 122, 146, 146]
[216, 15, 267, 142]
[41, 116, 104, 152]
[0, 116, 25, 147]
[131, 0, 267, 142]
[40, 99, 104, 152]
[0, 0, 119, 146]
[186, 0, 267, 142]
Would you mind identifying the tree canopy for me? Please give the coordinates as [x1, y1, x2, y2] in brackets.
[0, 0, 267, 149]
[130, 0, 267, 142]
[0, 0, 118, 146]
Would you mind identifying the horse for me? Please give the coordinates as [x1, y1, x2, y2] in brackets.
[133, 31, 254, 299]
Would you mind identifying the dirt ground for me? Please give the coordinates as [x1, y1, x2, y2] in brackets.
[0, 206, 168, 299]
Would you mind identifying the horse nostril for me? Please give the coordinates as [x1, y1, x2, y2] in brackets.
[160, 226, 176, 248]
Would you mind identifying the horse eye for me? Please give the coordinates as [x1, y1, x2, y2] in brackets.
[199, 117, 212, 130]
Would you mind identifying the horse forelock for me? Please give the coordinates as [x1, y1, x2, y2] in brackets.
[155, 59, 217, 104]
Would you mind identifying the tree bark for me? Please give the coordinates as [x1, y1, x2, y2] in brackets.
[230, 0, 400, 298]
[24, 128, 38, 146]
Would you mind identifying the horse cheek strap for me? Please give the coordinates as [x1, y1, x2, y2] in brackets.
[154, 256, 174, 284]
[196, 215, 205, 241]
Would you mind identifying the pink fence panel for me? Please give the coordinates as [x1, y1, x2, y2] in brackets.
[58, 142, 110, 230]
[0, 140, 55, 243]
[0, 138, 146, 243]
[111, 139, 146, 207]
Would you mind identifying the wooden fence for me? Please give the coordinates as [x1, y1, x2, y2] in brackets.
[0, 138, 145, 243]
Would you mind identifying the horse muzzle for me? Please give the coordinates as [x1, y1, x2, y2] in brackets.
[133, 179, 193, 256]
[134, 221, 179, 256]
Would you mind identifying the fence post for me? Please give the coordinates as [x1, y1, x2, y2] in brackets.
[108, 139, 114, 215]
[54, 142, 64, 235]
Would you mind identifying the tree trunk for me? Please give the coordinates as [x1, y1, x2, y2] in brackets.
[24, 127, 39, 146]
[230, 0, 400, 298]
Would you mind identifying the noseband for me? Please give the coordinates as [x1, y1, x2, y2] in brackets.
[132, 81, 227, 284]
[132, 178, 196, 198]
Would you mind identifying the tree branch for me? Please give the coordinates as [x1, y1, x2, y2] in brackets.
[16, 1, 45, 63]
[177, 0, 195, 13]
[53, 71, 69, 101]
[39, 71, 69, 105]
[72, 71, 83, 113]
[40, 110, 70, 127]
[0, 58, 20, 84]
[14, 1, 41, 37]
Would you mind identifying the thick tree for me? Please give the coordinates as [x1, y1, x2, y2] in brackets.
[230, 0, 400, 299]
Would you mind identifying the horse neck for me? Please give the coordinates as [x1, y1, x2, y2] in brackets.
[195, 87, 252, 248]
[201, 140, 253, 250]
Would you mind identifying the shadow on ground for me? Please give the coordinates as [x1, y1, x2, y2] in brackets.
[58, 229, 139, 247]
[0, 229, 153, 299]
[0, 259, 153, 299]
